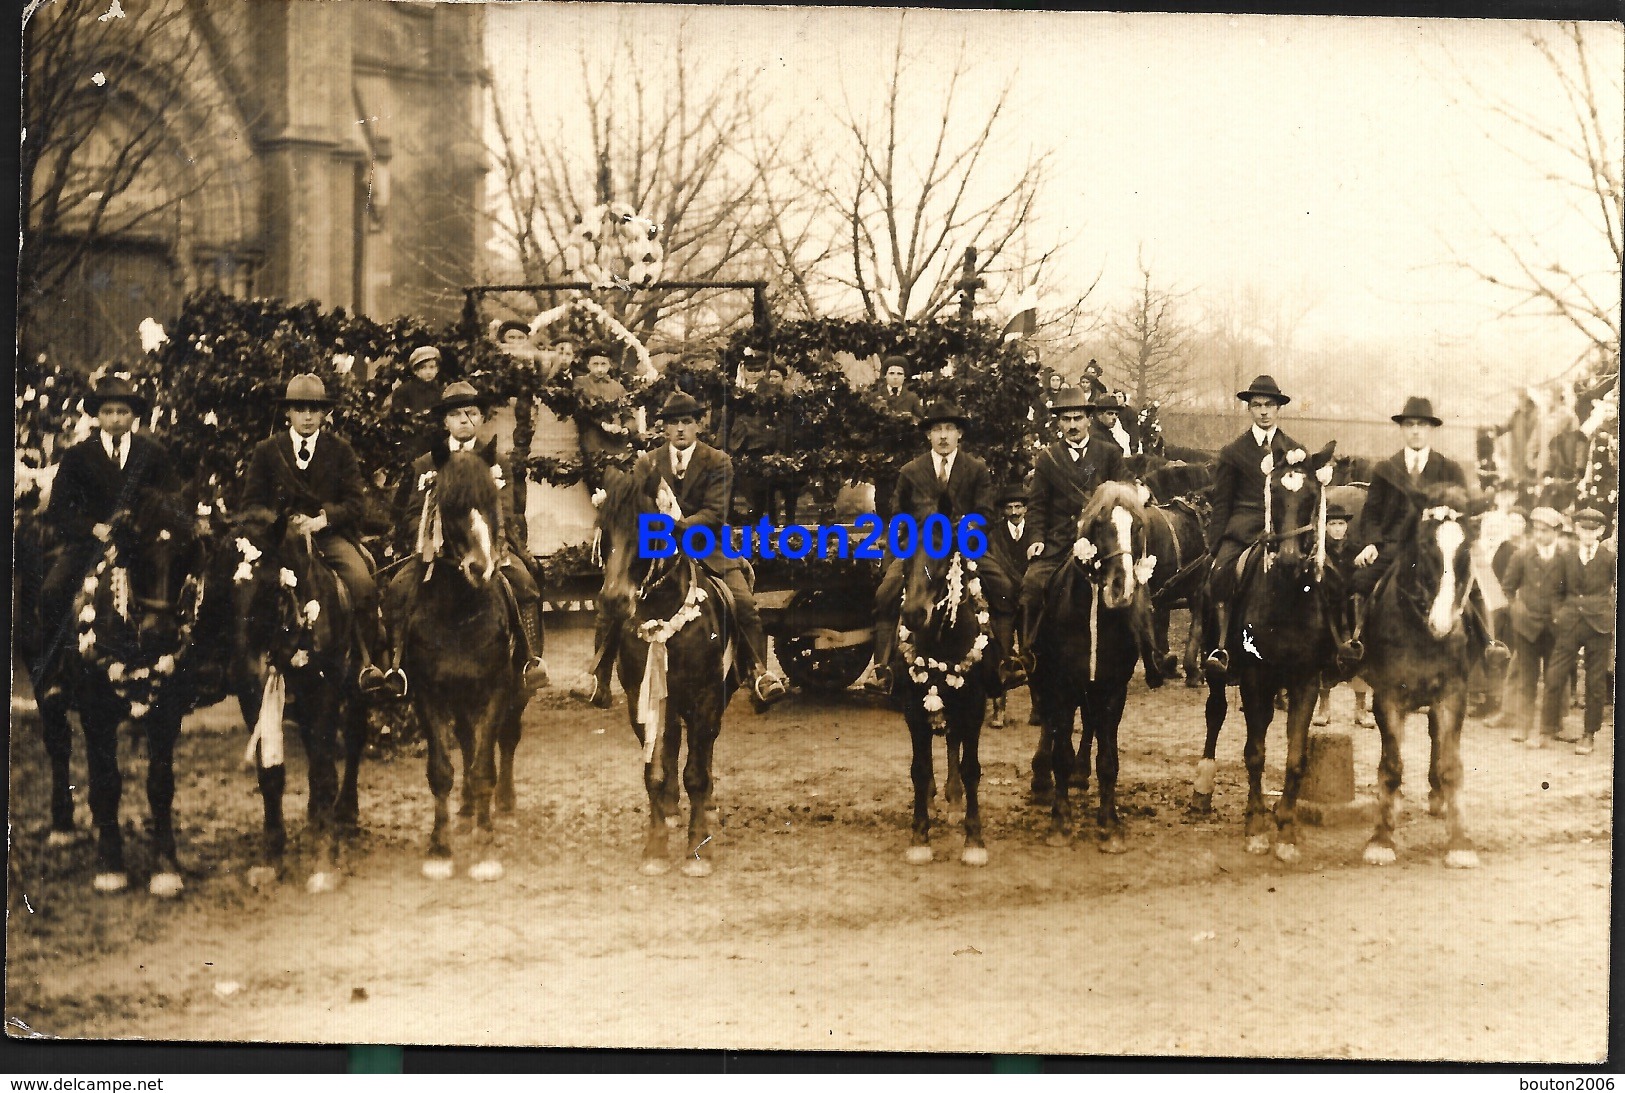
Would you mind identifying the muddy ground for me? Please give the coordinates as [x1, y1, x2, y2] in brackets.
[6, 616, 1612, 1060]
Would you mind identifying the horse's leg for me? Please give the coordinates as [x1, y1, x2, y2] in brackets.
[1426, 716, 1445, 818]
[456, 719, 476, 819]
[1238, 672, 1274, 854]
[494, 691, 523, 815]
[1432, 688, 1478, 868]
[1272, 677, 1319, 864]
[336, 694, 366, 832]
[40, 691, 77, 841]
[1191, 671, 1227, 814]
[945, 729, 965, 819]
[1093, 683, 1128, 854]
[1152, 603, 1173, 676]
[1363, 689, 1407, 865]
[958, 712, 987, 866]
[145, 690, 185, 897]
[658, 705, 683, 826]
[1045, 692, 1078, 848]
[639, 707, 680, 875]
[906, 714, 935, 864]
[466, 686, 509, 882]
[681, 708, 721, 878]
[416, 691, 458, 879]
[1029, 676, 1054, 803]
[301, 686, 342, 894]
[83, 698, 127, 891]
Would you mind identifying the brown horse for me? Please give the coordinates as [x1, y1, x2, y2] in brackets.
[1356, 483, 1481, 868]
[597, 464, 737, 877]
[395, 450, 526, 882]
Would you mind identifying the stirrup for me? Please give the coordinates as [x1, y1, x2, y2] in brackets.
[862, 666, 894, 697]
[522, 657, 551, 692]
[752, 670, 788, 707]
[383, 667, 409, 699]
[358, 665, 391, 697]
[1203, 647, 1229, 673]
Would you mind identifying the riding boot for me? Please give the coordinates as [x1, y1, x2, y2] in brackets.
[1338, 594, 1366, 663]
[579, 614, 618, 708]
[514, 599, 551, 692]
[863, 620, 898, 696]
[356, 611, 396, 699]
[1204, 602, 1230, 673]
[1012, 601, 1038, 679]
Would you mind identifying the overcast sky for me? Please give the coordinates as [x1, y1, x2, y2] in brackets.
[486, 5, 1622, 415]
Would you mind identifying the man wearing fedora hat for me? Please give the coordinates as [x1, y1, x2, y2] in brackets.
[583, 391, 788, 709]
[863, 399, 1007, 696]
[386, 382, 551, 694]
[871, 355, 923, 519]
[241, 374, 392, 698]
[984, 482, 1037, 727]
[1010, 386, 1132, 679]
[1545, 507, 1613, 754]
[1089, 391, 1139, 457]
[1349, 396, 1509, 669]
[39, 376, 185, 689]
[1202, 375, 1301, 673]
[1499, 505, 1575, 745]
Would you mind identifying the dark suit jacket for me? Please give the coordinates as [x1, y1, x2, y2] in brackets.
[638, 441, 736, 576]
[1206, 427, 1302, 551]
[1556, 544, 1615, 635]
[46, 431, 183, 552]
[1354, 450, 1469, 557]
[986, 516, 1040, 604]
[1500, 544, 1572, 641]
[397, 438, 526, 556]
[876, 385, 923, 419]
[240, 430, 367, 544]
[1028, 439, 1130, 559]
[891, 450, 997, 530]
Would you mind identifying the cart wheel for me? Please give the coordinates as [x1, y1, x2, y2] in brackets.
[778, 637, 873, 693]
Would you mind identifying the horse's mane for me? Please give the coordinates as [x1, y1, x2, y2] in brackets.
[1079, 480, 1145, 528]
[1421, 482, 1471, 515]
[436, 451, 499, 517]
[599, 462, 656, 532]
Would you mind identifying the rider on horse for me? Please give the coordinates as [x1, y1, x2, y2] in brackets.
[863, 399, 1009, 697]
[1202, 375, 1302, 674]
[385, 380, 552, 695]
[585, 391, 790, 709]
[1010, 386, 1132, 680]
[37, 376, 186, 699]
[240, 374, 393, 699]
[1349, 396, 1510, 670]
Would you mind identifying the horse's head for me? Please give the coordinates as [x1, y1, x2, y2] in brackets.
[433, 450, 501, 588]
[1265, 442, 1336, 576]
[596, 463, 661, 621]
[1075, 481, 1147, 610]
[124, 489, 203, 648]
[1414, 483, 1474, 640]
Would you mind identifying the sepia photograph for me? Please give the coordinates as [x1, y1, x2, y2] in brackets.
[8, 0, 1621, 1062]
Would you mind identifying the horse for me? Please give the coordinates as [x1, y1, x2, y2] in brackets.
[597, 463, 736, 878]
[1355, 483, 1482, 869]
[30, 488, 209, 895]
[394, 450, 527, 882]
[1190, 442, 1344, 863]
[893, 535, 996, 867]
[1029, 482, 1152, 854]
[226, 509, 369, 894]
[1143, 496, 1212, 687]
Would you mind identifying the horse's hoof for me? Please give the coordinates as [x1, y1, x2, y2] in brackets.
[681, 857, 713, 878]
[1274, 842, 1300, 864]
[468, 860, 504, 883]
[1427, 797, 1446, 818]
[92, 872, 128, 893]
[640, 858, 670, 876]
[961, 846, 989, 867]
[246, 865, 278, 889]
[46, 830, 79, 848]
[306, 872, 339, 895]
[1099, 835, 1127, 855]
[149, 872, 184, 899]
[1044, 830, 1070, 849]
[1188, 794, 1213, 816]
[1245, 834, 1271, 855]
[1362, 843, 1397, 866]
[663, 815, 680, 830]
[421, 858, 455, 880]
[904, 845, 934, 865]
[1444, 849, 1480, 869]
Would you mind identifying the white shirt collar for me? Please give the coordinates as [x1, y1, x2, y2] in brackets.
[1007, 518, 1024, 538]
[1536, 541, 1557, 562]
[672, 443, 694, 473]
[935, 450, 957, 477]
[1579, 541, 1598, 565]
[101, 431, 128, 466]
[1406, 447, 1430, 474]
[291, 428, 319, 467]
[449, 436, 478, 453]
[1251, 425, 1276, 447]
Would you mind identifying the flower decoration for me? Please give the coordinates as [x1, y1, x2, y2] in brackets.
[1315, 463, 1334, 486]
[1285, 448, 1306, 465]
[1279, 470, 1306, 493]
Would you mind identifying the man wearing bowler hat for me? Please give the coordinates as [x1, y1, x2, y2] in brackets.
[241, 374, 392, 697]
[386, 381, 551, 694]
[863, 399, 1007, 696]
[1544, 507, 1613, 754]
[1349, 396, 1509, 669]
[582, 391, 788, 709]
[1202, 375, 1302, 673]
[1011, 385, 1132, 680]
[38, 375, 185, 692]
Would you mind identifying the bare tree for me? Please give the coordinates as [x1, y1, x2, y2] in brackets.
[1103, 251, 1198, 409]
[1200, 280, 1322, 411]
[21, 0, 226, 356]
[1446, 22, 1623, 378]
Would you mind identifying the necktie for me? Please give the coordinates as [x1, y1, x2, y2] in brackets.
[675, 451, 687, 480]
[299, 439, 312, 465]
[1068, 444, 1084, 462]
[936, 457, 949, 487]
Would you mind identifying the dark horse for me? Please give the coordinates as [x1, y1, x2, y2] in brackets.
[394, 451, 526, 882]
[1357, 483, 1481, 869]
[597, 464, 737, 877]
[1144, 497, 1212, 687]
[1191, 443, 1343, 862]
[29, 490, 208, 895]
[227, 510, 368, 893]
[893, 541, 995, 866]
[1029, 482, 1151, 854]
